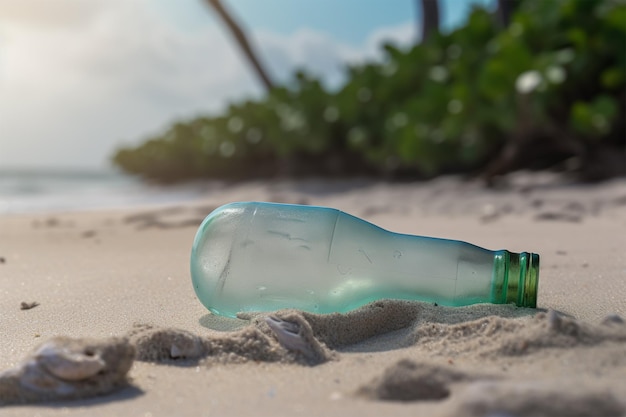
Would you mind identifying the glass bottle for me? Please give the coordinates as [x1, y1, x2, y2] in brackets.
[191, 202, 539, 318]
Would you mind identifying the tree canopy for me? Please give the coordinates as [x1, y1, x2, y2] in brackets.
[113, 0, 625, 183]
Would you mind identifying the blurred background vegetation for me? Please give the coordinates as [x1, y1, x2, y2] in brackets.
[112, 0, 625, 184]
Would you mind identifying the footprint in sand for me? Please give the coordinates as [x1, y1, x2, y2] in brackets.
[449, 380, 625, 417]
[357, 360, 625, 417]
[356, 359, 494, 402]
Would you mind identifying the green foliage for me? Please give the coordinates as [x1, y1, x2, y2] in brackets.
[113, 0, 625, 182]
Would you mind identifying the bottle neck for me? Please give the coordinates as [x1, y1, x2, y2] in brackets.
[492, 251, 540, 307]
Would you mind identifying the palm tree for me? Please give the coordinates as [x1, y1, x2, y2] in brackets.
[204, 0, 275, 92]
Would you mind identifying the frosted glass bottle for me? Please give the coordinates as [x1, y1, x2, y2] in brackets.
[191, 202, 539, 318]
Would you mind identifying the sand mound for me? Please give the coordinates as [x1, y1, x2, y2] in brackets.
[130, 300, 626, 367]
[403, 309, 626, 358]
[127, 313, 334, 366]
[128, 324, 206, 362]
[243, 299, 535, 349]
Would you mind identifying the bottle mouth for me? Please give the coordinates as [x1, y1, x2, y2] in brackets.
[506, 252, 540, 308]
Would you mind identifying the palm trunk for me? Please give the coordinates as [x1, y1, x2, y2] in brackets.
[420, 0, 440, 42]
[205, 0, 274, 92]
[496, 0, 518, 28]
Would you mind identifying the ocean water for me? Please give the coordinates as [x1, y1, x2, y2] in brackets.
[0, 169, 208, 214]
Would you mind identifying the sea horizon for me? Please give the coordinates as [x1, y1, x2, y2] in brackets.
[0, 167, 211, 214]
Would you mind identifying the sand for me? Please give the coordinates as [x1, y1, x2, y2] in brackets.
[1, 172, 625, 416]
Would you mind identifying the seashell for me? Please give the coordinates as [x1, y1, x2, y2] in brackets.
[0, 336, 134, 404]
[264, 314, 332, 364]
[265, 315, 310, 353]
[35, 342, 105, 381]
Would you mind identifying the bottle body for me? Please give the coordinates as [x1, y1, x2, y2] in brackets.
[191, 202, 539, 318]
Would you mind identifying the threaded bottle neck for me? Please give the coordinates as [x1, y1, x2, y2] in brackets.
[493, 251, 540, 307]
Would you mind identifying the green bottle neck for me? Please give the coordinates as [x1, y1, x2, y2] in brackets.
[492, 251, 540, 308]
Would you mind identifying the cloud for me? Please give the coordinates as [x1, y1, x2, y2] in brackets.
[0, 0, 111, 28]
[0, 0, 413, 169]
[257, 22, 415, 88]
[364, 21, 417, 53]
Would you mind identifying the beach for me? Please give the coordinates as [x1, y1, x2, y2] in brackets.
[1, 173, 625, 416]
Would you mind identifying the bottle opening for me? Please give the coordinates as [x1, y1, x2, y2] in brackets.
[521, 252, 540, 308]
[505, 252, 540, 308]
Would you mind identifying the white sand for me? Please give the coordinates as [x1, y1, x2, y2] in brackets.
[1, 173, 625, 416]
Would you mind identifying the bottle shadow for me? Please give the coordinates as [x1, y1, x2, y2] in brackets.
[198, 313, 249, 332]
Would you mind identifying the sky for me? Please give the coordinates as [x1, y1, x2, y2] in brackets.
[0, 0, 495, 171]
